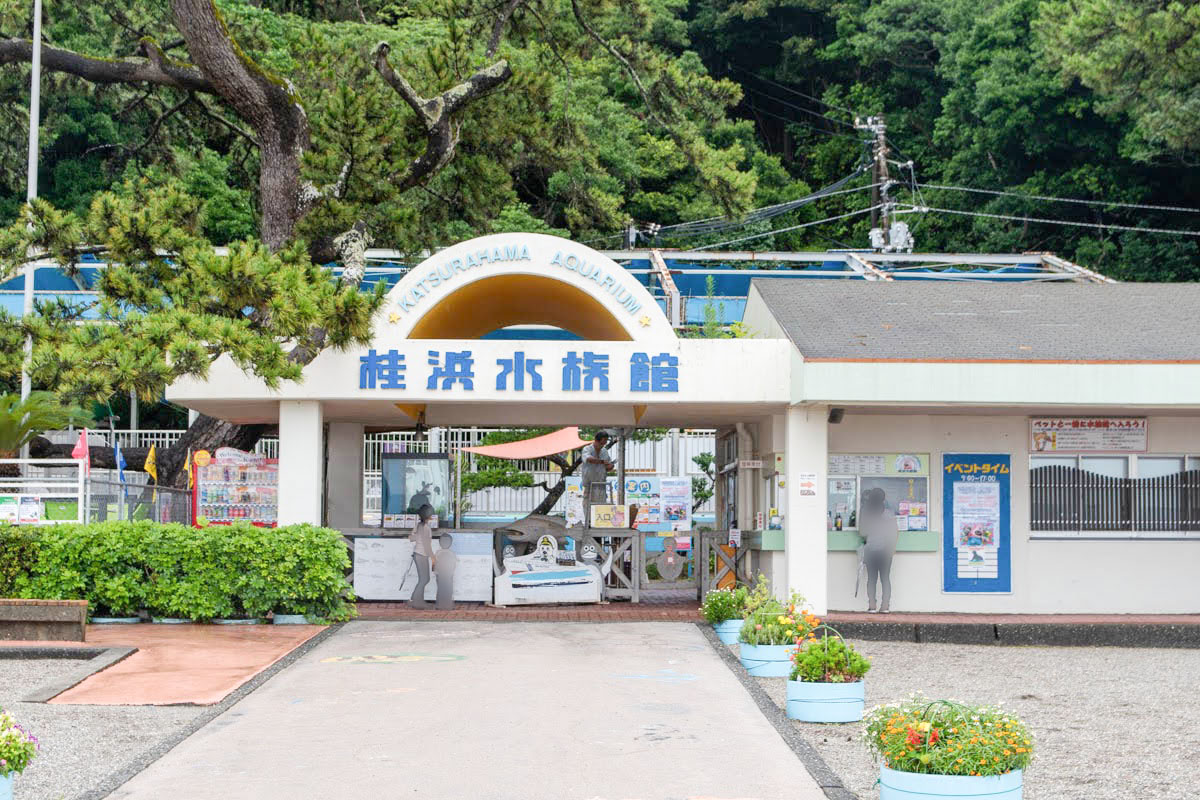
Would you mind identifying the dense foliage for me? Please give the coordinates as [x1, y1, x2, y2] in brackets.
[5, 520, 356, 621]
[865, 696, 1035, 777]
[0, 0, 1194, 275]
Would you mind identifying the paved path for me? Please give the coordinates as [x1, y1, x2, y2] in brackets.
[109, 621, 826, 800]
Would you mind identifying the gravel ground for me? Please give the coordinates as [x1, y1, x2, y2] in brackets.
[0, 659, 204, 800]
[731, 640, 1200, 800]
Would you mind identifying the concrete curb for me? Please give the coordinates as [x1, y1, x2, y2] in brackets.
[697, 623, 859, 800]
[76, 622, 344, 800]
[17, 646, 138, 703]
[829, 620, 1200, 648]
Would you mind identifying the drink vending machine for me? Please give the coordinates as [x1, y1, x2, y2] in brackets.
[191, 447, 279, 527]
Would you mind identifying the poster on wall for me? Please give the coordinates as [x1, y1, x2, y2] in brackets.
[1030, 418, 1146, 453]
[942, 454, 1011, 593]
[569, 476, 692, 531]
[829, 453, 928, 476]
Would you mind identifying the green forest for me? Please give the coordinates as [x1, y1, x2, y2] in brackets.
[0, 0, 1196, 279]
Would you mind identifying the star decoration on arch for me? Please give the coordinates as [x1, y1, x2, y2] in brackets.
[638, 315, 652, 327]
[388, 310, 402, 324]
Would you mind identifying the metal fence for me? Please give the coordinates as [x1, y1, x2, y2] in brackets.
[1031, 465, 1200, 533]
[0, 459, 86, 524]
[85, 479, 193, 524]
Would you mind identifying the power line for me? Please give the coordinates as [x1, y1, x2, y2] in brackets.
[915, 206, 1200, 237]
[742, 85, 856, 130]
[732, 65, 857, 119]
[747, 102, 863, 142]
[917, 183, 1200, 215]
[689, 204, 884, 251]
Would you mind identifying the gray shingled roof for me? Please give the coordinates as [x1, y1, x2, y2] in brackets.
[751, 280, 1200, 361]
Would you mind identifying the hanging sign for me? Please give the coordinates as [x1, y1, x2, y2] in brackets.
[942, 454, 1011, 593]
[1030, 418, 1147, 453]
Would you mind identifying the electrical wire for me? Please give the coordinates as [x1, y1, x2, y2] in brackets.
[742, 86, 857, 131]
[732, 65, 857, 119]
[917, 184, 1200, 215]
[658, 166, 874, 236]
[688, 204, 885, 251]
[746, 102, 864, 142]
[915, 206, 1200, 237]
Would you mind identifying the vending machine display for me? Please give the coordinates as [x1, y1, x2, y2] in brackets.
[192, 447, 278, 527]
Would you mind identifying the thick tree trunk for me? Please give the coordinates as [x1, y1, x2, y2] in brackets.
[157, 415, 269, 488]
[532, 455, 582, 515]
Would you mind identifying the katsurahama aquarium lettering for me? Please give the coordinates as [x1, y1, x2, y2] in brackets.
[393, 241, 642, 316]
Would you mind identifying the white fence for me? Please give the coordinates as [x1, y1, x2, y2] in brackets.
[0, 459, 86, 524]
[44, 428, 717, 521]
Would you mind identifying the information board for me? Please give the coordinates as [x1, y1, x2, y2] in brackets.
[352, 533, 492, 601]
[1030, 418, 1147, 453]
[942, 454, 1011, 593]
[569, 476, 692, 531]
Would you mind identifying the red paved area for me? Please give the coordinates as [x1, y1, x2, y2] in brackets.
[1, 624, 325, 705]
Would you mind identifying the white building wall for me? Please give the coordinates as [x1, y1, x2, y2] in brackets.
[827, 413, 1200, 614]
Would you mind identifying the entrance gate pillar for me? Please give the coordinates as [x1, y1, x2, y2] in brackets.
[325, 422, 364, 529]
[785, 405, 828, 614]
[278, 400, 325, 525]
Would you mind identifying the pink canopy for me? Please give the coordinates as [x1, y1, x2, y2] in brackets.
[461, 426, 591, 460]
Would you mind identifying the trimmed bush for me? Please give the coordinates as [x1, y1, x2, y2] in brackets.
[3, 521, 355, 622]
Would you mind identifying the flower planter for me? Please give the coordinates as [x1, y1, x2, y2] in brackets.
[272, 614, 309, 625]
[786, 679, 865, 722]
[90, 616, 141, 624]
[213, 618, 264, 625]
[150, 617, 189, 624]
[713, 618, 744, 644]
[879, 765, 1022, 800]
[0, 772, 12, 800]
[738, 643, 796, 677]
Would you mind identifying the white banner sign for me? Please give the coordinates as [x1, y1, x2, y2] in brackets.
[1030, 418, 1147, 453]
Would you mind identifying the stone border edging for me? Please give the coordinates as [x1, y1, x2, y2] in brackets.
[697, 623, 859, 800]
[71, 622, 344, 800]
[830, 621, 1200, 648]
[10, 646, 139, 703]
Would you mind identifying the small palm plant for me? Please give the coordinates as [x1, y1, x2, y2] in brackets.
[0, 392, 88, 477]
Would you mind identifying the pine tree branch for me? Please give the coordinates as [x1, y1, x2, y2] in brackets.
[486, 0, 525, 59]
[568, 0, 665, 128]
[373, 42, 512, 191]
[0, 37, 213, 92]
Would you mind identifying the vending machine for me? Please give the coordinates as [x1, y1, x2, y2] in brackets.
[191, 447, 278, 527]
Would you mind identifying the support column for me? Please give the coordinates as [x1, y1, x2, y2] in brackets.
[278, 400, 325, 526]
[785, 405, 829, 614]
[325, 422, 364, 530]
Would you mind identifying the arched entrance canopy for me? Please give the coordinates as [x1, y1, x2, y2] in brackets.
[378, 233, 675, 342]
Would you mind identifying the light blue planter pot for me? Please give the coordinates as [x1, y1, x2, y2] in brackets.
[90, 616, 141, 624]
[0, 772, 12, 800]
[272, 614, 309, 625]
[739, 643, 795, 677]
[786, 679, 865, 722]
[880, 766, 1022, 800]
[150, 617, 189, 624]
[213, 618, 264, 625]
[713, 618, 744, 644]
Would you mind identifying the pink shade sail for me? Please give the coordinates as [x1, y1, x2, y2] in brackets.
[461, 426, 591, 460]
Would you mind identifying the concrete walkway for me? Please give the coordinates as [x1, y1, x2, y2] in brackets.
[109, 621, 826, 800]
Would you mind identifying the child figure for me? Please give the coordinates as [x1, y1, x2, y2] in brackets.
[433, 533, 457, 611]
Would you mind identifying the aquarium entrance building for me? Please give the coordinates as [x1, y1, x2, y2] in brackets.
[168, 234, 1200, 615]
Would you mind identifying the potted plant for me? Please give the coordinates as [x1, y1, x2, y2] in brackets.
[865, 696, 1033, 799]
[786, 626, 870, 722]
[0, 707, 38, 800]
[738, 593, 819, 677]
[701, 584, 749, 643]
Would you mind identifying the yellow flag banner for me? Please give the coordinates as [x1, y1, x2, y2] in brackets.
[145, 444, 158, 502]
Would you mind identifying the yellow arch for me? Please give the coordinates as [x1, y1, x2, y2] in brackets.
[407, 274, 633, 341]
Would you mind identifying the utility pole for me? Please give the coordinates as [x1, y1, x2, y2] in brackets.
[856, 115, 891, 250]
[19, 0, 42, 459]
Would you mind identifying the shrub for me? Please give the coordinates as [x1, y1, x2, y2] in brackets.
[739, 592, 819, 646]
[789, 629, 871, 683]
[9, 521, 356, 622]
[700, 585, 748, 624]
[864, 696, 1034, 777]
[0, 527, 38, 597]
[0, 707, 38, 777]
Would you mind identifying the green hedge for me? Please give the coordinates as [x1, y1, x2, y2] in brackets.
[1, 521, 355, 622]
